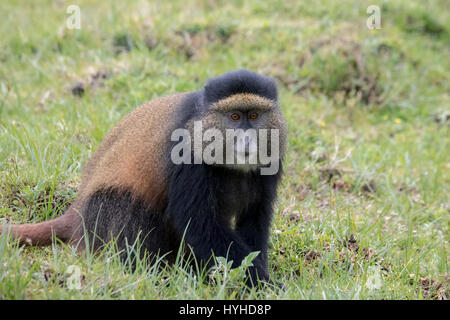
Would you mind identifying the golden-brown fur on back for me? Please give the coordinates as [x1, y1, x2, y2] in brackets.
[80, 93, 187, 206]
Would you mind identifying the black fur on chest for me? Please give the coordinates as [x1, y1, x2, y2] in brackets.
[207, 166, 265, 224]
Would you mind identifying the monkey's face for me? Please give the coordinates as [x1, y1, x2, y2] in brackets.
[192, 94, 287, 175]
[222, 109, 269, 169]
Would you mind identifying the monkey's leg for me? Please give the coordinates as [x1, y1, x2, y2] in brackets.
[83, 188, 175, 264]
[167, 164, 269, 284]
[236, 170, 281, 266]
[235, 203, 273, 270]
[235, 172, 282, 288]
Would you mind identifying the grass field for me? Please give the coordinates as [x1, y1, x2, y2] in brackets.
[0, 0, 448, 299]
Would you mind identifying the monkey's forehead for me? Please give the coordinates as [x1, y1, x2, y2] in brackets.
[210, 93, 276, 112]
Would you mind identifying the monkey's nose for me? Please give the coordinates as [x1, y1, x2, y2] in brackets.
[237, 137, 251, 155]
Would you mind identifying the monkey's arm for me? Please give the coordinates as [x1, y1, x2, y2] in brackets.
[167, 164, 269, 283]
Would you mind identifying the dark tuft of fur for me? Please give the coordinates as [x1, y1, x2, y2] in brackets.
[203, 69, 278, 105]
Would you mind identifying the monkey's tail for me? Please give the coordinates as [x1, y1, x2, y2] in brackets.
[1, 207, 82, 247]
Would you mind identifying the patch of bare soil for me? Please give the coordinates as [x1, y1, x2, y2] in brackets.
[71, 69, 112, 97]
[432, 111, 450, 127]
[297, 234, 390, 273]
[43, 267, 86, 289]
[414, 276, 449, 300]
[168, 24, 236, 60]
[338, 234, 378, 265]
[318, 164, 377, 195]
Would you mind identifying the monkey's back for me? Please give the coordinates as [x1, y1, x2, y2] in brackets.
[79, 93, 187, 207]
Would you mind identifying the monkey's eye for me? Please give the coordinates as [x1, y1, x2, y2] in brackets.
[230, 113, 240, 121]
[248, 112, 258, 120]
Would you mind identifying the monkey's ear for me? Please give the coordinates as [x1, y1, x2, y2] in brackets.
[203, 69, 278, 105]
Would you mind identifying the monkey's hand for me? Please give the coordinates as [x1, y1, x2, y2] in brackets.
[245, 263, 270, 287]
[245, 270, 287, 290]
